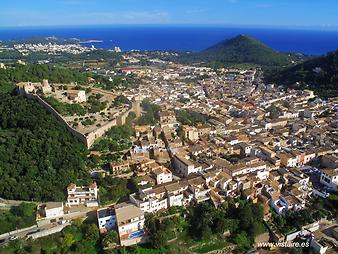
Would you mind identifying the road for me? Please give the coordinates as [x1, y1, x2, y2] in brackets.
[0, 222, 68, 247]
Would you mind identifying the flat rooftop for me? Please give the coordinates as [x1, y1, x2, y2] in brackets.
[98, 207, 115, 218]
[115, 203, 143, 224]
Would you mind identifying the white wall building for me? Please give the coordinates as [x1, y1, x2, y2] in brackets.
[173, 155, 199, 177]
[115, 203, 147, 246]
[152, 167, 173, 185]
[36, 202, 65, 225]
[66, 182, 98, 207]
[97, 207, 116, 233]
[129, 188, 168, 213]
[320, 168, 338, 191]
[44, 202, 64, 218]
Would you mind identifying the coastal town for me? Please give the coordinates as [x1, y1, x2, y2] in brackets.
[0, 46, 337, 254]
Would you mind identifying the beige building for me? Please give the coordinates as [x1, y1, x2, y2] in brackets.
[173, 154, 200, 177]
[115, 203, 148, 246]
[159, 110, 179, 128]
[182, 125, 199, 142]
[110, 161, 130, 175]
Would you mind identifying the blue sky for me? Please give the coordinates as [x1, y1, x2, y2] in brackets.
[1, 0, 338, 28]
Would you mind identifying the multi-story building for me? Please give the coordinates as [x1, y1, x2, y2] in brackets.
[320, 168, 338, 191]
[151, 166, 172, 184]
[110, 160, 130, 175]
[279, 152, 298, 167]
[97, 206, 116, 234]
[159, 110, 179, 128]
[173, 154, 200, 177]
[130, 175, 210, 213]
[115, 203, 147, 246]
[130, 187, 169, 213]
[182, 125, 199, 142]
[66, 182, 98, 207]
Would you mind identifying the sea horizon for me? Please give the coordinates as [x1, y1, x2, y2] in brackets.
[1, 24, 338, 55]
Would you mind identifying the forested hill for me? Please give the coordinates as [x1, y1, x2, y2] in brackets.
[0, 63, 89, 94]
[0, 63, 89, 93]
[0, 94, 91, 201]
[265, 49, 338, 98]
[0, 64, 93, 201]
[196, 34, 297, 66]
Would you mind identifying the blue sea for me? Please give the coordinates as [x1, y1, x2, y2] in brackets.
[0, 25, 338, 55]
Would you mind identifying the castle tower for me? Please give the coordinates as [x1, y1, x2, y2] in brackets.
[132, 96, 142, 118]
[42, 79, 49, 86]
[117, 113, 126, 126]
[41, 79, 52, 94]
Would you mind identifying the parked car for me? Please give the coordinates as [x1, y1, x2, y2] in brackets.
[58, 219, 70, 225]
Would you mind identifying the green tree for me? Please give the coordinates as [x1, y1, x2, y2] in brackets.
[62, 232, 75, 248]
[83, 223, 100, 241]
[0, 94, 90, 201]
[102, 230, 119, 248]
[233, 232, 251, 251]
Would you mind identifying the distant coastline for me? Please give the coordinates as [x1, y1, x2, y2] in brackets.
[78, 40, 103, 44]
[0, 26, 338, 54]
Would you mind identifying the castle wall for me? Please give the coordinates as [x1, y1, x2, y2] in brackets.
[26, 94, 90, 147]
[25, 93, 131, 148]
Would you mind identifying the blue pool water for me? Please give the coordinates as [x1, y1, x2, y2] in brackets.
[128, 230, 145, 239]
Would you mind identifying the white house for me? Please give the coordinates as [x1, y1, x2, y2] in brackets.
[66, 182, 98, 207]
[130, 176, 208, 213]
[97, 207, 116, 234]
[44, 202, 64, 218]
[270, 196, 287, 216]
[173, 155, 199, 177]
[36, 202, 65, 225]
[270, 194, 305, 216]
[129, 188, 168, 213]
[320, 168, 338, 191]
[151, 167, 172, 185]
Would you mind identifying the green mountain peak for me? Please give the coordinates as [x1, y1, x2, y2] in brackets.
[199, 34, 292, 66]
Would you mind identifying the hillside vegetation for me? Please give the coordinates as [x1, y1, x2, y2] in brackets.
[0, 94, 91, 201]
[265, 49, 338, 98]
[0, 203, 36, 234]
[196, 34, 296, 66]
[0, 63, 89, 93]
[0, 63, 93, 201]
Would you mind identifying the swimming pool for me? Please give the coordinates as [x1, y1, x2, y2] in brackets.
[128, 230, 145, 239]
